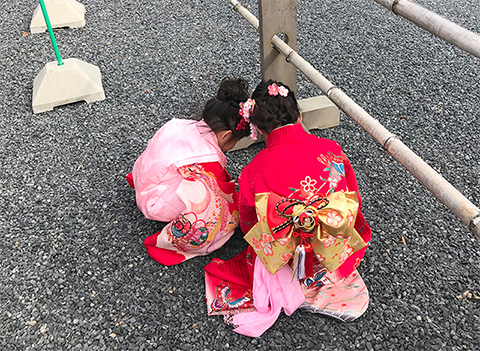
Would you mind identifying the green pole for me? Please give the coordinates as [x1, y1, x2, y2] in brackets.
[38, 0, 63, 66]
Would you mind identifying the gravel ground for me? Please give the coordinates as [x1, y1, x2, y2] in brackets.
[1, 0, 479, 350]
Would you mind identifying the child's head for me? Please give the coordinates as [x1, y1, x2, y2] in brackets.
[250, 79, 300, 135]
[202, 78, 251, 151]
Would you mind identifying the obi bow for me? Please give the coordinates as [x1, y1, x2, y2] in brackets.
[244, 191, 367, 276]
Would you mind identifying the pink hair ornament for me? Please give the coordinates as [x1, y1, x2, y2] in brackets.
[237, 99, 258, 140]
[268, 83, 289, 97]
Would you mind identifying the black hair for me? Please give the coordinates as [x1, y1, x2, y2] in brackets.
[250, 79, 300, 134]
[202, 78, 251, 141]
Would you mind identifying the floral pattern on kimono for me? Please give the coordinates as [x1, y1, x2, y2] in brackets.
[301, 267, 369, 322]
[144, 162, 239, 266]
[317, 152, 349, 194]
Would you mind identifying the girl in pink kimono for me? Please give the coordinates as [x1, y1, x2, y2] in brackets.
[126, 78, 254, 266]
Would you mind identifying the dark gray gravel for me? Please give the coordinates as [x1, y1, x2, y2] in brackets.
[1, 0, 479, 350]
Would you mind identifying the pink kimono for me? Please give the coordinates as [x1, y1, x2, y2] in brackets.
[127, 119, 239, 266]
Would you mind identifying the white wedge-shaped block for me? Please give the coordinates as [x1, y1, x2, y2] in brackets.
[33, 58, 105, 114]
[298, 96, 340, 130]
[30, 0, 86, 33]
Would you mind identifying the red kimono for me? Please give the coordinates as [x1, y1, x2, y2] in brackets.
[204, 123, 372, 336]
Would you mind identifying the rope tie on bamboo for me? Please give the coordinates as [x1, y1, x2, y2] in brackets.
[326, 86, 339, 98]
[383, 134, 399, 151]
[285, 50, 295, 63]
[392, 0, 401, 14]
[469, 212, 480, 233]
[233, 3, 241, 12]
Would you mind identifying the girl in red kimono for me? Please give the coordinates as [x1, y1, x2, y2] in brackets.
[204, 80, 372, 337]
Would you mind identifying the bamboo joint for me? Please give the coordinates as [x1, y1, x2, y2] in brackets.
[392, 0, 400, 13]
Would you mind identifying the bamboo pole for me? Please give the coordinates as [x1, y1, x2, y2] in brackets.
[373, 0, 480, 59]
[229, 0, 480, 238]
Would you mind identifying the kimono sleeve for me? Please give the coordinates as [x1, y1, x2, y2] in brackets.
[343, 157, 362, 209]
[341, 146, 372, 244]
[238, 170, 258, 234]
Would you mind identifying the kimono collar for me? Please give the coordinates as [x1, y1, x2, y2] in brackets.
[195, 119, 227, 168]
[266, 123, 308, 148]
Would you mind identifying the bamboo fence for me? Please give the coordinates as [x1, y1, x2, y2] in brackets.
[374, 0, 480, 59]
[230, 0, 480, 238]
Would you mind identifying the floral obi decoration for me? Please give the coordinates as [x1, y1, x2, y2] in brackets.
[244, 191, 367, 276]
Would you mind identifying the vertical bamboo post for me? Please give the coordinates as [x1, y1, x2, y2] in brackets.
[258, 0, 298, 94]
[39, 0, 64, 66]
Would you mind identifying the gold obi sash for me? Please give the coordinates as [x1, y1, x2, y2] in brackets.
[244, 191, 367, 275]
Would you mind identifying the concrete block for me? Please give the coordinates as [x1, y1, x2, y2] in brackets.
[230, 134, 264, 152]
[30, 0, 85, 33]
[298, 95, 340, 130]
[33, 58, 105, 114]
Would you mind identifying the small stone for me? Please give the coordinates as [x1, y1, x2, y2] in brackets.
[110, 333, 116, 338]
[26, 320, 37, 326]
[416, 316, 422, 321]
[40, 325, 47, 333]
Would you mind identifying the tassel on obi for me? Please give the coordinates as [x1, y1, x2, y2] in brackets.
[292, 244, 305, 280]
[292, 229, 314, 280]
[304, 242, 314, 278]
[292, 242, 314, 280]
[292, 243, 313, 280]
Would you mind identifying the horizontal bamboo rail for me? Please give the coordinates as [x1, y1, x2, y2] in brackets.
[374, 0, 480, 59]
[229, 0, 480, 238]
